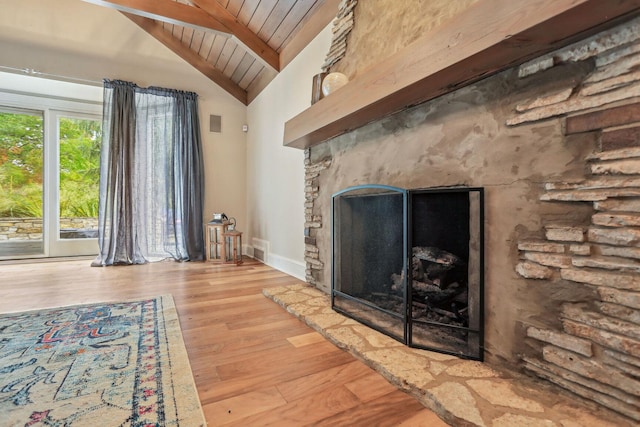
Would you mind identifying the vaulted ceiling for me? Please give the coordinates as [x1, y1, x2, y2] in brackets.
[82, 0, 338, 104]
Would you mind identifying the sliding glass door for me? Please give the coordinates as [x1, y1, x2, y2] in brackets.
[0, 105, 101, 259]
[48, 112, 101, 257]
[0, 107, 45, 257]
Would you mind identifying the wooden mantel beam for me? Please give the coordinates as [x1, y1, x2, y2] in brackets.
[124, 13, 248, 105]
[284, 0, 640, 149]
[82, 0, 230, 35]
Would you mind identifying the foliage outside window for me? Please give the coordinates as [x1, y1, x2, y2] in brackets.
[0, 112, 101, 218]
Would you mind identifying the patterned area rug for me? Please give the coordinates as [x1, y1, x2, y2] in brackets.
[0, 295, 205, 427]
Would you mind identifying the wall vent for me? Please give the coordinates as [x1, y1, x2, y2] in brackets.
[253, 248, 265, 262]
[251, 238, 269, 264]
[209, 114, 222, 133]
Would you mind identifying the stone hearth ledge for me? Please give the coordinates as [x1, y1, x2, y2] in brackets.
[263, 284, 633, 427]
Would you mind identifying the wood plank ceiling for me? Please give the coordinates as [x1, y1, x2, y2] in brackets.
[83, 0, 336, 104]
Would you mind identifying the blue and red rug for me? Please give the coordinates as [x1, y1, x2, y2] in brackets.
[0, 295, 205, 426]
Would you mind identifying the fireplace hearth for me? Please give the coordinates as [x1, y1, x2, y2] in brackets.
[332, 185, 484, 360]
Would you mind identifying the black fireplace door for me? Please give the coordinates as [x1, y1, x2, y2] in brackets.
[332, 185, 484, 360]
[332, 185, 408, 343]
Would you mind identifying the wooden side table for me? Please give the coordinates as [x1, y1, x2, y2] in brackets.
[204, 222, 228, 262]
[222, 230, 243, 265]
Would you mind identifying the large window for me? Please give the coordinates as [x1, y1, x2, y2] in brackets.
[0, 108, 45, 257]
[0, 78, 102, 259]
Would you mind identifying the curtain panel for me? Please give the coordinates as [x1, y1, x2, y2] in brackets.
[93, 80, 204, 266]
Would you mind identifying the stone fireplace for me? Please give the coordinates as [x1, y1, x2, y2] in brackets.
[300, 16, 640, 423]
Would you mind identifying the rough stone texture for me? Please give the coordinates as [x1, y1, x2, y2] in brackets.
[523, 252, 572, 268]
[591, 159, 640, 175]
[508, 17, 640, 127]
[306, 12, 640, 423]
[561, 268, 640, 290]
[516, 261, 553, 279]
[524, 357, 640, 422]
[601, 126, 640, 151]
[592, 212, 640, 227]
[466, 379, 544, 412]
[516, 88, 573, 113]
[518, 241, 565, 253]
[518, 16, 640, 78]
[527, 326, 592, 357]
[595, 198, 640, 211]
[429, 382, 486, 427]
[598, 302, 640, 325]
[562, 304, 640, 340]
[542, 346, 640, 396]
[263, 285, 635, 427]
[303, 155, 332, 288]
[590, 146, 640, 161]
[504, 24, 640, 420]
[588, 227, 640, 246]
[507, 82, 640, 126]
[598, 287, 640, 310]
[600, 245, 640, 260]
[0, 217, 97, 240]
[603, 348, 640, 370]
[563, 320, 640, 358]
[545, 177, 640, 191]
[571, 255, 640, 273]
[320, 0, 357, 72]
[566, 103, 640, 135]
[541, 188, 640, 201]
[545, 226, 585, 242]
[569, 244, 591, 256]
[330, 0, 478, 79]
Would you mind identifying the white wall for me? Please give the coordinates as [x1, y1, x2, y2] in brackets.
[0, 0, 247, 230]
[246, 25, 333, 279]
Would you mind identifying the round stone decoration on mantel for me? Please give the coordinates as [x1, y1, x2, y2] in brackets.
[322, 72, 349, 96]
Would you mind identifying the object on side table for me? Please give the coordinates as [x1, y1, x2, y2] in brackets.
[205, 221, 229, 262]
[312, 72, 328, 104]
[208, 212, 228, 223]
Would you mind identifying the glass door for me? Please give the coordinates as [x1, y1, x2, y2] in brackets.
[0, 107, 101, 259]
[47, 111, 101, 257]
[0, 107, 45, 258]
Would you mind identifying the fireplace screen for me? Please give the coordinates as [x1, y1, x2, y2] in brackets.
[332, 185, 484, 360]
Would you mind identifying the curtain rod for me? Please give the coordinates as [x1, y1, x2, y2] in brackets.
[0, 66, 208, 101]
[0, 66, 103, 87]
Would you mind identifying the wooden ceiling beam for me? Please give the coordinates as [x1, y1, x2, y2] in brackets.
[279, 0, 340, 70]
[247, 0, 340, 103]
[82, 0, 231, 35]
[124, 13, 248, 105]
[190, 0, 281, 72]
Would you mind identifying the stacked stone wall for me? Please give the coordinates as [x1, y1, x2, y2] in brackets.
[0, 218, 98, 241]
[510, 19, 640, 421]
[304, 149, 331, 286]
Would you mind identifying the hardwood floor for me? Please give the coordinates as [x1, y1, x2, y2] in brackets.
[0, 258, 448, 426]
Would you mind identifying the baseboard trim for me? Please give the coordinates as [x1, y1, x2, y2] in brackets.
[244, 244, 305, 281]
[266, 252, 306, 281]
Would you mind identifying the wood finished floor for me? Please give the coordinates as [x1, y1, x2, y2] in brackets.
[0, 258, 448, 426]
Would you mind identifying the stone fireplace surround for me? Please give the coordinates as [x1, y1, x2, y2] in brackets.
[301, 19, 640, 423]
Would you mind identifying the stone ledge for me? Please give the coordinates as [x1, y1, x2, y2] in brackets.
[262, 284, 634, 427]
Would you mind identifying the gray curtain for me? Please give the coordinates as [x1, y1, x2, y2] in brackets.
[93, 80, 204, 266]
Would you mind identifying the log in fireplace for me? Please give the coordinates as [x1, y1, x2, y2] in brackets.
[332, 185, 484, 360]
